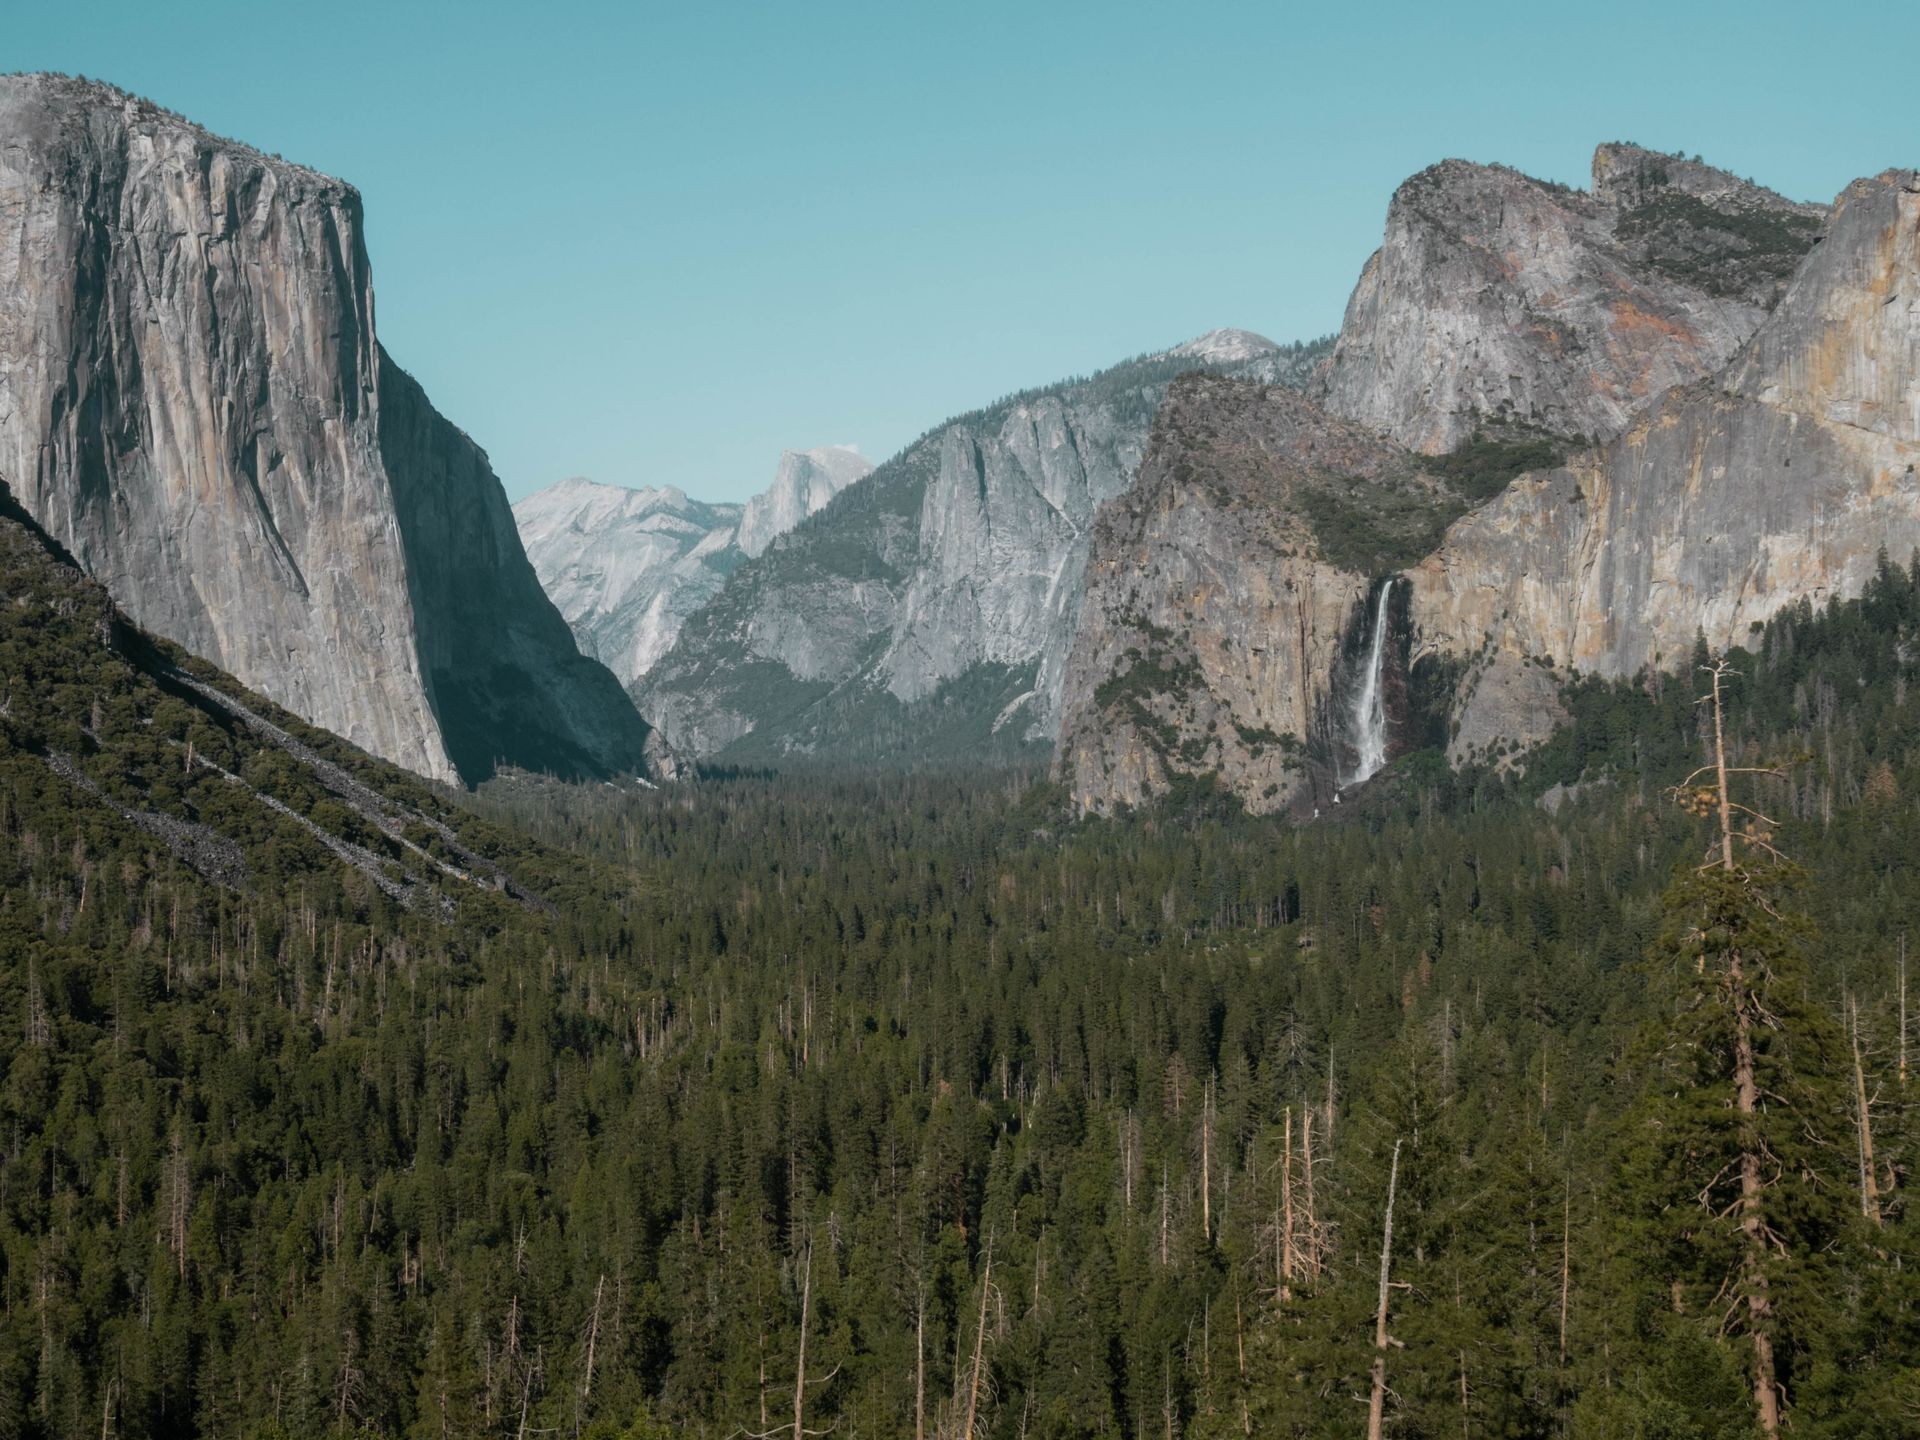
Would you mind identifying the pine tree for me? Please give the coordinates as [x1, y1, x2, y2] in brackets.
[1601, 659, 1855, 1435]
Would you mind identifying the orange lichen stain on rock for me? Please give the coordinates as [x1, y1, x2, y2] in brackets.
[1794, 188, 1913, 410]
[1608, 300, 1698, 344]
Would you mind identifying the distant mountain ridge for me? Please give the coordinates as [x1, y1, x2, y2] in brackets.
[513, 445, 873, 686]
[737, 445, 874, 558]
[631, 331, 1333, 763]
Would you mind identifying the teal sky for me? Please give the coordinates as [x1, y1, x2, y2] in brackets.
[9, 1, 1916, 502]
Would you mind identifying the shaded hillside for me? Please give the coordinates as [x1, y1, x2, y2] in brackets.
[0, 493, 624, 918]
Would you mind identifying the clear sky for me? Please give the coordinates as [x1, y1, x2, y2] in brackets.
[9, 1, 1916, 501]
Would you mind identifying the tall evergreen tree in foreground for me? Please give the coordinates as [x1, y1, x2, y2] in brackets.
[1592, 659, 1854, 1438]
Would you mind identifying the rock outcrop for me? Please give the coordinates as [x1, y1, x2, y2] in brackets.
[736, 445, 872, 558]
[1054, 375, 1457, 814]
[515, 480, 746, 682]
[1061, 151, 1919, 814]
[514, 445, 872, 687]
[1408, 166, 1920, 760]
[635, 332, 1331, 762]
[1312, 145, 1824, 454]
[0, 73, 654, 785]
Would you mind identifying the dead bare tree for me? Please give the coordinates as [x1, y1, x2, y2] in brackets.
[1366, 1139, 1404, 1440]
[577, 1271, 606, 1432]
[1201, 1074, 1215, 1242]
[1668, 656, 1794, 1435]
[1899, 932, 1909, 1088]
[736, 1235, 839, 1440]
[913, 1277, 927, 1440]
[962, 1233, 996, 1440]
[1849, 996, 1883, 1226]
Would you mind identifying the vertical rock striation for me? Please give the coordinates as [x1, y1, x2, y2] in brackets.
[1408, 167, 1920, 760]
[0, 74, 653, 784]
[1054, 375, 1457, 815]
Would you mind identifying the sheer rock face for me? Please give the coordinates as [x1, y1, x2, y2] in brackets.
[515, 480, 746, 683]
[514, 446, 872, 689]
[1057, 155, 1914, 809]
[0, 74, 653, 785]
[877, 388, 1149, 721]
[1055, 376, 1449, 815]
[1408, 168, 1920, 761]
[735, 445, 872, 559]
[1312, 146, 1825, 455]
[636, 333, 1331, 762]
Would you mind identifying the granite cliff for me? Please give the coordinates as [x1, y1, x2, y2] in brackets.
[1408, 165, 1920, 761]
[1060, 147, 1920, 814]
[635, 332, 1331, 762]
[0, 73, 654, 785]
[1055, 374, 1458, 814]
[513, 445, 871, 687]
[1312, 143, 1825, 454]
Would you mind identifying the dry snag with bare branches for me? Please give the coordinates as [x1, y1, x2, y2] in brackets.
[1640, 651, 1857, 1439]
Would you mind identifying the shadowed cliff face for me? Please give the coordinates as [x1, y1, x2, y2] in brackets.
[1408, 168, 1920, 762]
[0, 74, 654, 785]
[375, 356, 663, 783]
[1313, 145, 1826, 455]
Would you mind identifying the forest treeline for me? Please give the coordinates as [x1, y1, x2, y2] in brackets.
[3, 527, 1920, 1437]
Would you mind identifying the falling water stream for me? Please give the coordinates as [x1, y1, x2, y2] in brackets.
[1344, 578, 1395, 787]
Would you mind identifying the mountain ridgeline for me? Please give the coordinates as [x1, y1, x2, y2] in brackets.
[591, 139, 1910, 811]
[512, 445, 874, 687]
[631, 332, 1331, 763]
[0, 73, 661, 787]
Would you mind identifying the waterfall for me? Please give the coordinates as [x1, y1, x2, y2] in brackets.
[1344, 578, 1395, 787]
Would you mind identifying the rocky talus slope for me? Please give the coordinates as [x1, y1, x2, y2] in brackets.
[1054, 376, 1457, 814]
[636, 332, 1331, 762]
[1312, 144, 1825, 453]
[513, 445, 871, 687]
[1408, 166, 1920, 760]
[0, 74, 654, 784]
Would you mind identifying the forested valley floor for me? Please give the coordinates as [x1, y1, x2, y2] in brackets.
[4, 505, 1920, 1438]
